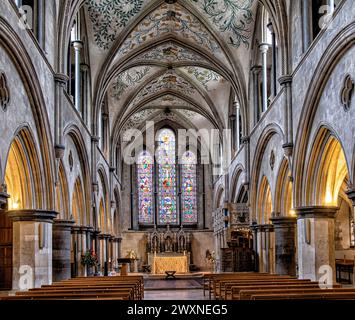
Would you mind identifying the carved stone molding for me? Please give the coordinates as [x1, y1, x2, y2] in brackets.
[341, 74, 354, 111]
[0, 72, 10, 111]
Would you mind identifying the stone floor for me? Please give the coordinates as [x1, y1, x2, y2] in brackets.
[144, 289, 207, 300]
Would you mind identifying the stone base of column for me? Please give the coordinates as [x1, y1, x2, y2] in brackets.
[271, 216, 297, 276]
[52, 219, 75, 282]
[7, 209, 58, 290]
[295, 206, 338, 282]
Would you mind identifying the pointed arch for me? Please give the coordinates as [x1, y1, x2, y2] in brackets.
[274, 157, 293, 217]
[56, 161, 69, 220]
[257, 176, 273, 224]
[72, 177, 85, 225]
[304, 126, 350, 206]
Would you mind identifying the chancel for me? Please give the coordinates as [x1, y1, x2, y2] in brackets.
[0, 0, 355, 302]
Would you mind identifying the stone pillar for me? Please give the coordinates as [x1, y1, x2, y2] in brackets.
[270, 217, 297, 276]
[256, 226, 265, 273]
[92, 230, 101, 275]
[295, 206, 338, 281]
[72, 40, 83, 111]
[117, 237, 122, 259]
[52, 219, 75, 282]
[7, 210, 57, 290]
[259, 43, 270, 112]
[234, 101, 240, 151]
[265, 224, 275, 274]
[78, 226, 87, 277]
[302, 0, 311, 51]
[71, 226, 80, 277]
[250, 224, 259, 272]
[251, 66, 262, 123]
[267, 21, 277, 98]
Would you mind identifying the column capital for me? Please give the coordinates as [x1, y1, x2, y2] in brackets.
[0, 191, 10, 210]
[71, 225, 81, 233]
[80, 63, 90, 72]
[294, 206, 339, 219]
[91, 136, 100, 143]
[251, 65, 262, 75]
[7, 209, 58, 223]
[270, 216, 297, 227]
[259, 43, 270, 53]
[54, 144, 65, 159]
[53, 219, 75, 229]
[54, 73, 69, 86]
[72, 40, 83, 50]
[346, 189, 355, 205]
[241, 135, 250, 144]
[278, 75, 293, 86]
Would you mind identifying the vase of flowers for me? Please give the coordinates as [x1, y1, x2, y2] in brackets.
[81, 249, 98, 276]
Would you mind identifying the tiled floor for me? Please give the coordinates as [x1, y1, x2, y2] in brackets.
[144, 289, 207, 300]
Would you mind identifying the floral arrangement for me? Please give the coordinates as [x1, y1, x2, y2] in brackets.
[206, 250, 216, 263]
[127, 250, 137, 259]
[81, 249, 98, 267]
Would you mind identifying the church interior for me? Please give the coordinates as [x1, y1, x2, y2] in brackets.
[0, 0, 355, 301]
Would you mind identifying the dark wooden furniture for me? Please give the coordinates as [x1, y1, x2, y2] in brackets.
[165, 270, 176, 280]
[336, 259, 354, 284]
[221, 247, 255, 272]
[117, 258, 133, 276]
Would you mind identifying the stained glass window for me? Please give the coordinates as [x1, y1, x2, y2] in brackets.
[181, 151, 197, 223]
[137, 150, 154, 224]
[157, 129, 177, 224]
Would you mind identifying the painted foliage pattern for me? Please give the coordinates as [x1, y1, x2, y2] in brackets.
[118, 3, 220, 56]
[145, 94, 195, 109]
[184, 66, 221, 90]
[86, 0, 145, 50]
[192, 0, 254, 48]
[136, 42, 203, 63]
[111, 66, 151, 99]
[132, 72, 196, 106]
[181, 151, 198, 223]
[157, 129, 177, 224]
[121, 109, 158, 134]
[138, 150, 154, 224]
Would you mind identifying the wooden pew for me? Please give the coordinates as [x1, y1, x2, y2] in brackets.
[251, 291, 355, 300]
[230, 283, 341, 300]
[240, 287, 355, 300]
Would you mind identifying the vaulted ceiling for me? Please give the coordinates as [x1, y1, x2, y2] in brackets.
[83, 0, 258, 141]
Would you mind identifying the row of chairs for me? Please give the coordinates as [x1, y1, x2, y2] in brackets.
[0, 275, 144, 300]
[204, 273, 355, 300]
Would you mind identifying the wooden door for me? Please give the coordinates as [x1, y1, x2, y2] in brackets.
[0, 212, 12, 290]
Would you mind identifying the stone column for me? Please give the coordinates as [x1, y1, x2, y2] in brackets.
[302, 0, 311, 51]
[259, 43, 270, 112]
[250, 223, 259, 272]
[78, 226, 87, 277]
[256, 225, 265, 273]
[71, 226, 80, 277]
[234, 101, 240, 151]
[52, 219, 75, 282]
[7, 210, 58, 290]
[251, 66, 262, 124]
[267, 21, 277, 98]
[265, 224, 275, 274]
[92, 230, 101, 275]
[117, 237, 122, 259]
[270, 217, 297, 276]
[72, 40, 83, 111]
[295, 206, 338, 281]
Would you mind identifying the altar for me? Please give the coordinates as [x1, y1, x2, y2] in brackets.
[145, 225, 192, 274]
[148, 253, 190, 274]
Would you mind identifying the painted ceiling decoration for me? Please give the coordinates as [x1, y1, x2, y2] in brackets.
[144, 94, 196, 110]
[131, 70, 197, 107]
[135, 42, 204, 63]
[181, 66, 222, 90]
[117, 3, 221, 57]
[111, 66, 151, 100]
[86, 0, 147, 50]
[191, 0, 255, 48]
[121, 108, 159, 133]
